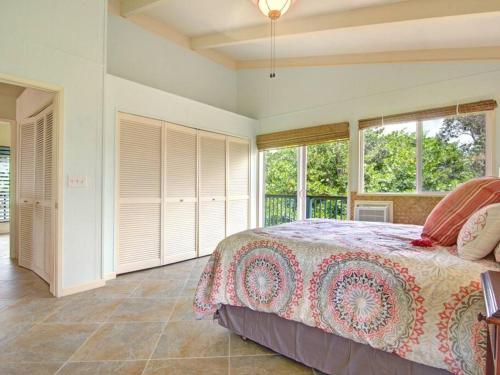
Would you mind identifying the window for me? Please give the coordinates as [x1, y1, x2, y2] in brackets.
[0, 146, 9, 222]
[360, 112, 491, 194]
[260, 140, 349, 227]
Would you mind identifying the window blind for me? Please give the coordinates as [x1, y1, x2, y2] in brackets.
[256, 122, 349, 150]
[358, 100, 497, 130]
[0, 146, 10, 223]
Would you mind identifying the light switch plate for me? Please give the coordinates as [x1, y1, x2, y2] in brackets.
[68, 175, 88, 188]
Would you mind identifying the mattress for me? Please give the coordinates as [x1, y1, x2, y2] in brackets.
[193, 219, 500, 375]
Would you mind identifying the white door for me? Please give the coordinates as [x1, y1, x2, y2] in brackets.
[18, 119, 35, 271]
[117, 113, 163, 274]
[164, 123, 197, 263]
[18, 105, 55, 283]
[198, 131, 226, 256]
[227, 137, 250, 236]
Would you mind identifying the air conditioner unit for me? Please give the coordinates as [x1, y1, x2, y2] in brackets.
[354, 201, 393, 223]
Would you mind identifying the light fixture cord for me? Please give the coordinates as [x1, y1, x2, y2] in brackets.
[270, 19, 276, 78]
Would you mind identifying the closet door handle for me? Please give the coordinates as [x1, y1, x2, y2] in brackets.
[212, 198, 216, 201]
[35, 201, 40, 205]
[23, 200, 28, 203]
[179, 199, 184, 202]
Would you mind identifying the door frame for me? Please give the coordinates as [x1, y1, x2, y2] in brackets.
[0, 73, 64, 297]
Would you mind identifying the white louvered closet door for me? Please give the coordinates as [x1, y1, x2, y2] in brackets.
[199, 131, 226, 256]
[164, 123, 197, 264]
[33, 113, 46, 279]
[118, 113, 163, 273]
[227, 137, 250, 236]
[18, 106, 55, 284]
[43, 109, 55, 283]
[18, 119, 36, 271]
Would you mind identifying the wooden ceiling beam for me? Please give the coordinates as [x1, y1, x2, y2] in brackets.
[120, 0, 168, 17]
[236, 47, 500, 69]
[191, 0, 500, 49]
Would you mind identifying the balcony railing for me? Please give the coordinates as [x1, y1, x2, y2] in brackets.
[264, 194, 347, 227]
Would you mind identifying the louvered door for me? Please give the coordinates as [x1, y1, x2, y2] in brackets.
[227, 137, 250, 236]
[43, 109, 55, 283]
[117, 113, 163, 273]
[199, 131, 226, 256]
[17, 105, 55, 283]
[18, 119, 35, 271]
[164, 123, 197, 263]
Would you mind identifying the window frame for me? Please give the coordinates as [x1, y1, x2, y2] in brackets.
[258, 141, 351, 226]
[358, 110, 495, 196]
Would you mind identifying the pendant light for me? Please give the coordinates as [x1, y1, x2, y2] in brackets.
[253, 0, 296, 78]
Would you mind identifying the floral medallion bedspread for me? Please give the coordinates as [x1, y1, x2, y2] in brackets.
[193, 219, 500, 375]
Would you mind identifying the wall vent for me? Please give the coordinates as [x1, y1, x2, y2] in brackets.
[354, 200, 393, 223]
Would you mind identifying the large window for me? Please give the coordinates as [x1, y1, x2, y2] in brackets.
[361, 112, 491, 194]
[261, 140, 349, 226]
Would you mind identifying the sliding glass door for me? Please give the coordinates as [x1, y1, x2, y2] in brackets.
[260, 140, 349, 227]
[262, 148, 298, 226]
[306, 141, 349, 220]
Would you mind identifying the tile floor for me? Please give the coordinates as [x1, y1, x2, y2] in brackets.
[0, 235, 323, 374]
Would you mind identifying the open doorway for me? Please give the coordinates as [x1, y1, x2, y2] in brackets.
[0, 79, 61, 298]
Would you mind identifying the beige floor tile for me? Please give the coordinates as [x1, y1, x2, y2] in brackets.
[0, 362, 63, 375]
[168, 295, 209, 322]
[109, 298, 176, 322]
[75, 279, 139, 299]
[117, 269, 152, 281]
[58, 360, 147, 375]
[0, 323, 98, 362]
[0, 298, 18, 311]
[230, 355, 312, 375]
[153, 320, 229, 359]
[43, 297, 124, 323]
[144, 358, 228, 375]
[229, 333, 273, 356]
[147, 265, 193, 280]
[72, 322, 164, 361]
[179, 278, 199, 297]
[0, 264, 41, 281]
[0, 322, 34, 346]
[0, 298, 67, 324]
[0, 277, 51, 299]
[132, 279, 185, 298]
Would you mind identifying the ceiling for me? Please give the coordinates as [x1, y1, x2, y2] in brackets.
[115, 0, 500, 68]
[0, 82, 25, 98]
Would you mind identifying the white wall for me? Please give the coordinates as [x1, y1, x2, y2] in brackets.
[237, 61, 500, 189]
[0, 95, 17, 121]
[107, 15, 238, 113]
[0, 0, 107, 291]
[103, 74, 257, 275]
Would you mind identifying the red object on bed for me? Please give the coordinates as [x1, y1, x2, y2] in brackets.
[422, 177, 500, 246]
[411, 238, 433, 247]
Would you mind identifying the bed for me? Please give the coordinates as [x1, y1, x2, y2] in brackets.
[193, 219, 500, 375]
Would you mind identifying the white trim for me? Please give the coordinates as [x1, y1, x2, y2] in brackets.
[61, 279, 105, 297]
[102, 272, 117, 281]
[297, 146, 306, 220]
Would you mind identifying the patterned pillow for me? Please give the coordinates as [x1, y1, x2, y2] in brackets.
[457, 203, 500, 260]
[422, 177, 500, 246]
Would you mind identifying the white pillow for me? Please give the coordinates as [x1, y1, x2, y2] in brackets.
[457, 203, 500, 260]
[494, 242, 500, 262]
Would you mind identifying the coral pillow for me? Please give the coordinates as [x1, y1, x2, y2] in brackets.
[457, 204, 500, 260]
[422, 177, 500, 246]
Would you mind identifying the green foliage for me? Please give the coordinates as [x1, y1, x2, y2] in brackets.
[363, 128, 417, 193]
[264, 148, 298, 195]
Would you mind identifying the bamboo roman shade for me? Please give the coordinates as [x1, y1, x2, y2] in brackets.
[256, 122, 349, 150]
[359, 100, 497, 130]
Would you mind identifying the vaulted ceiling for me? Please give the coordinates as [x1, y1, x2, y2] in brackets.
[113, 0, 500, 69]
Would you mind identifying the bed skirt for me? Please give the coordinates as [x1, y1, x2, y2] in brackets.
[217, 305, 452, 375]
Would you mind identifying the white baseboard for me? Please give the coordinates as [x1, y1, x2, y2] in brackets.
[61, 279, 105, 297]
[102, 272, 117, 281]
